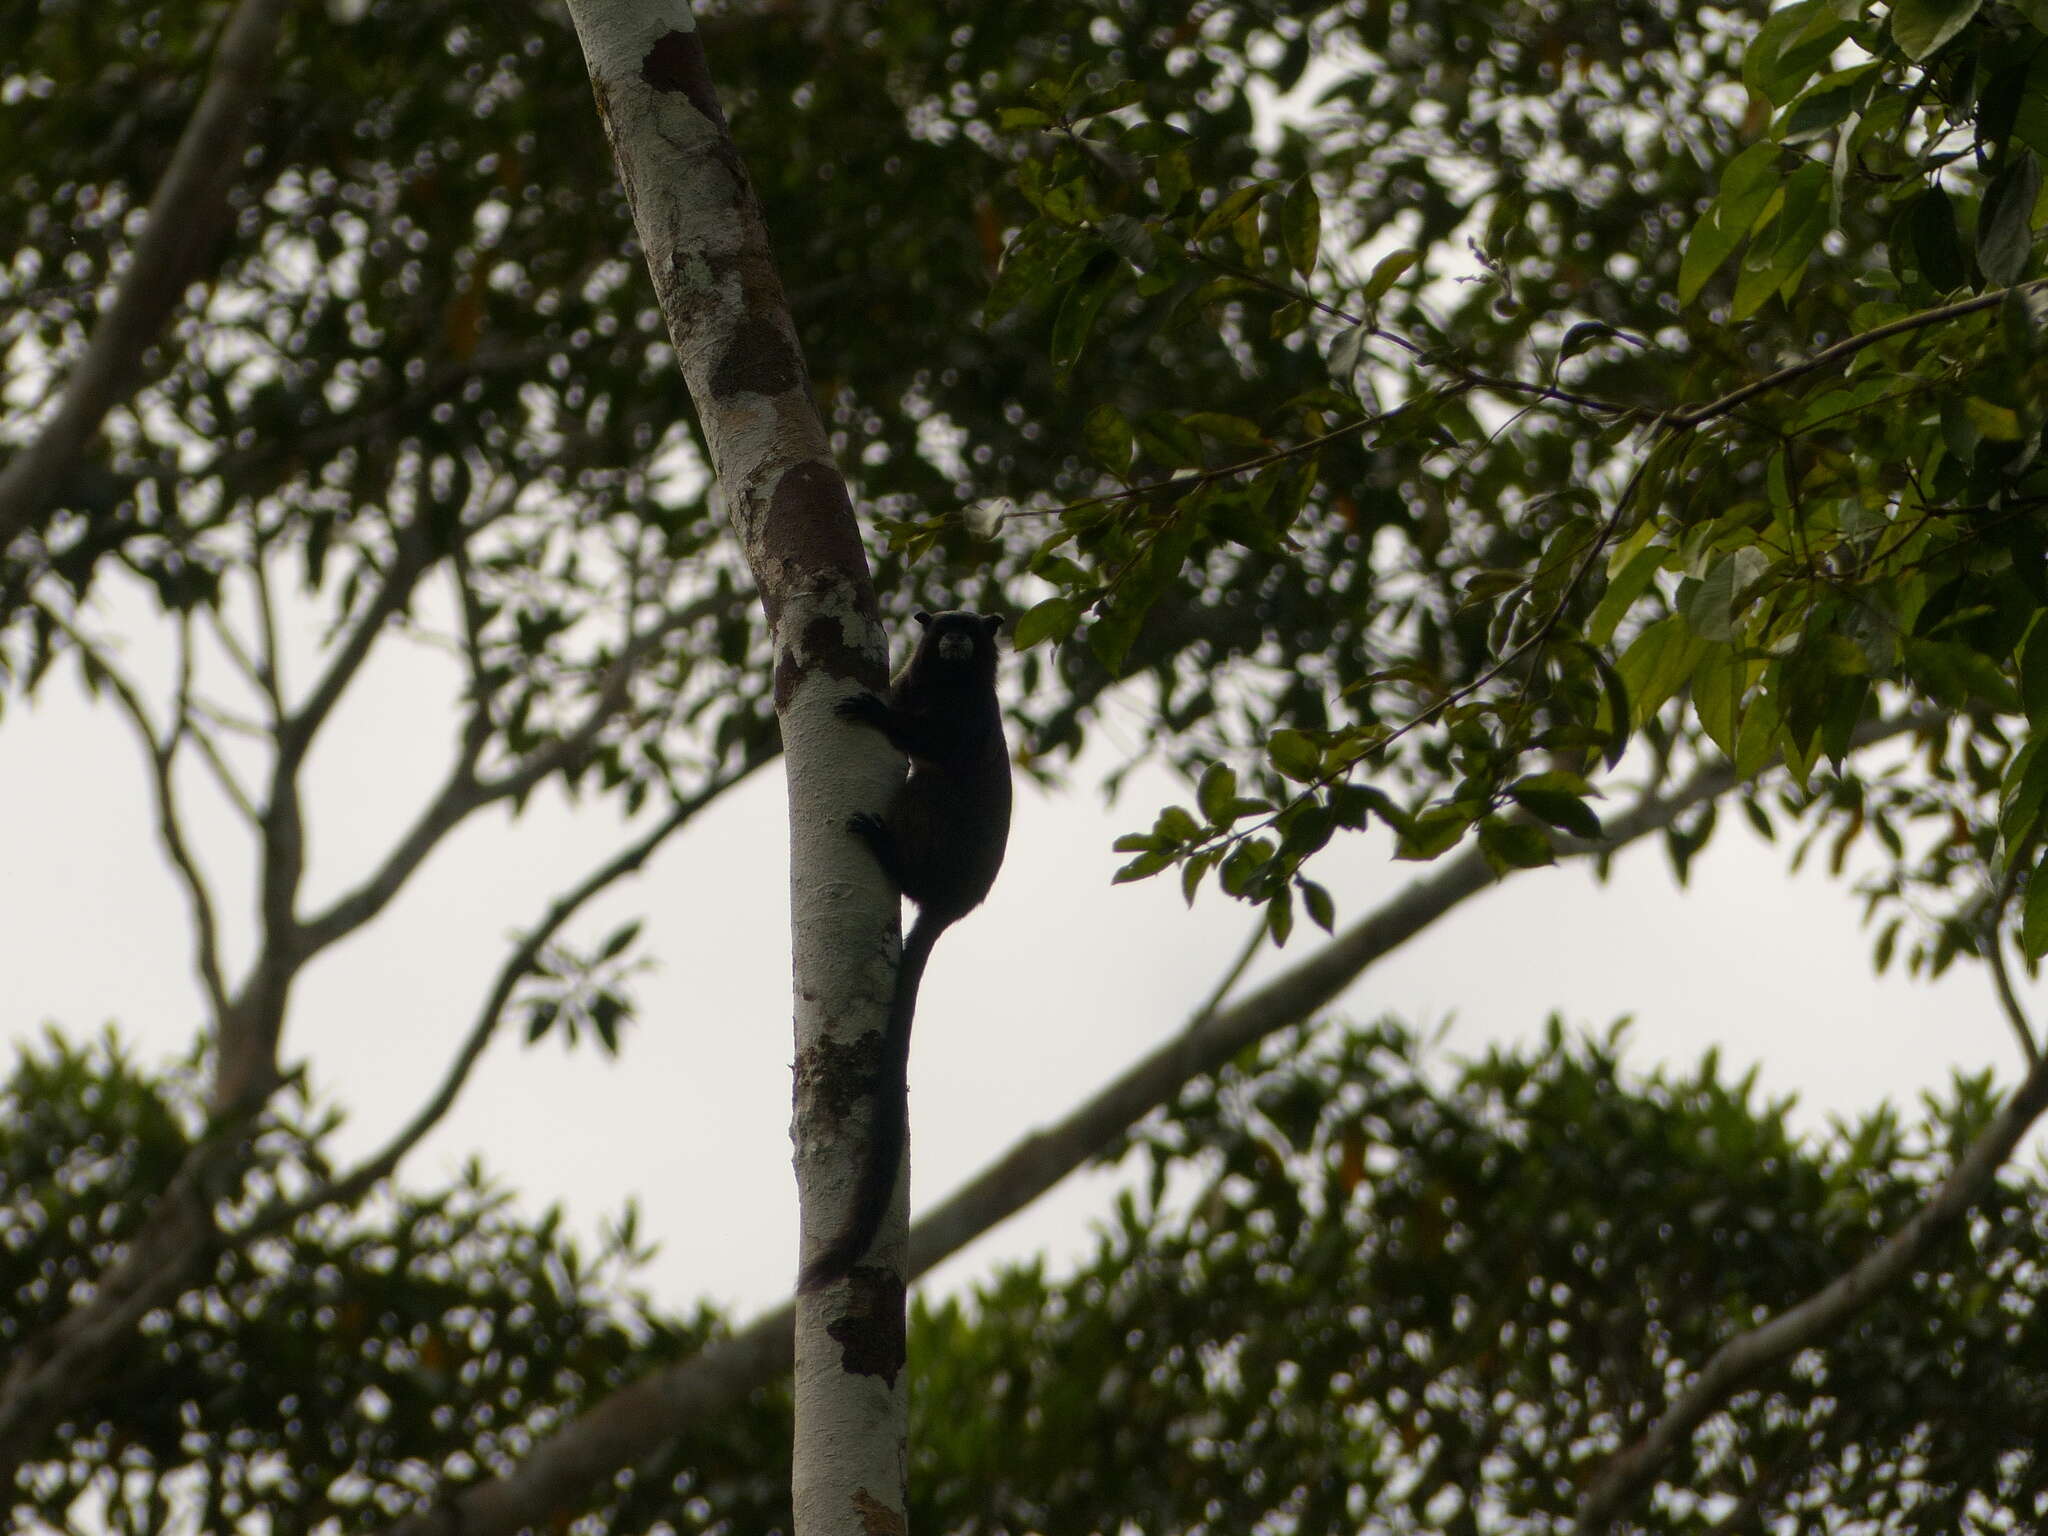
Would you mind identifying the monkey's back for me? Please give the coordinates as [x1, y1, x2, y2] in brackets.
[888, 712, 1010, 920]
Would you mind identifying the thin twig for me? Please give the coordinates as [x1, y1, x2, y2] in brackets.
[204, 592, 272, 709]
[172, 613, 260, 822]
[37, 603, 231, 1022]
[294, 589, 734, 960]
[1189, 914, 1270, 1023]
[1666, 278, 2048, 431]
[1986, 859, 2039, 1066]
[247, 759, 766, 1238]
[999, 406, 1401, 522]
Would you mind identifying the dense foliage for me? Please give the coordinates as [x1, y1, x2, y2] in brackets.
[12, 1023, 2046, 1533]
[984, 0, 2048, 970]
[10, 0, 2048, 1531]
[0, 1031, 793, 1534]
[917, 1021, 2048, 1534]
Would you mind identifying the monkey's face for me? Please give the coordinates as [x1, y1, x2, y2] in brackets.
[914, 609, 1003, 672]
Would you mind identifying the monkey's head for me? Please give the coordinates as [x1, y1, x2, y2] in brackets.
[909, 608, 1002, 685]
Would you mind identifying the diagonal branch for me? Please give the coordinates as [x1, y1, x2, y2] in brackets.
[1984, 859, 2039, 1067]
[173, 612, 261, 822]
[276, 516, 438, 772]
[250, 754, 769, 1237]
[374, 717, 1931, 1536]
[36, 602, 232, 1023]
[0, 751, 763, 1486]
[1664, 278, 2048, 433]
[1572, 1044, 2048, 1533]
[0, 0, 291, 550]
[295, 590, 732, 960]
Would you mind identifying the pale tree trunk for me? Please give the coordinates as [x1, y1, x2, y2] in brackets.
[560, 3, 910, 1531]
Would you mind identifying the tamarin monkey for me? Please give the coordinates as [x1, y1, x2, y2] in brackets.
[799, 609, 1011, 1292]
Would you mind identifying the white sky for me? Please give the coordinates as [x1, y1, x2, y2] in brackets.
[4, 598, 2030, 1322]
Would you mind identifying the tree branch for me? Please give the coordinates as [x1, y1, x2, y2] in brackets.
[294, 591, 728, 960]
[251, 756, 766, 1236]
[276, 515, 436, 771]
[1984, 859, 2038, 1067]
[1665, 278, 2048, 432]
[0, 737, 764, 1487]
[37, 602, 231, 1022]
[0, 0, 290, 550]
[1573, 1045, 2048, 1533]
[174, 613, 260, 823]
[369, 717, 1934, 1536]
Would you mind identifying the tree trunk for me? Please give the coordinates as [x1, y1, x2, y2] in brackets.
[560, 3, 910, 1531]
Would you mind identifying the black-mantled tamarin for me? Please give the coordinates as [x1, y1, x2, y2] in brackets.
[799, 609, 1011, 1292]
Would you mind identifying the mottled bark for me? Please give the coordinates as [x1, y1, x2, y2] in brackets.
[560, 4, 907, 1532]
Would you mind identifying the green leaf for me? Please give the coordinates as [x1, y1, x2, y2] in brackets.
[1193, 182, 1271, 243]
[2002, 737, 2048, 848]
[1012, 597, 1079, 650]
[1267, 885, 1294, 946]
[1299, 878, 1336, 933]
[1112, 850, 1174, 884]
[1051, 249, 1123, 390]
[1362, 247, 1418, 303]
[1905, 637, 2021, 712]
[1731, 163, 1830, 320]
[1734, 681, 1783, 779]
[1691, 643, 1744, 759]
[1198, 762, 1239, 824]
[2023, 613, 2048, 723]
[1965, 396, 2025, 440]
[1280, 176, 1321, 278]
[1618, 615, 1705, 727]
[1744, 1, 1854, 103]
[1268, 729, 1323, 783]
[1478, 816, 1555, 873]
[1097, 213, 1156, 273]
[1134, 410, 1206, 467]
[1979, 150, 2043, 287]
[998, 106, 1055, 131]
[1087, 598, 1146, 675]
[1892, 0, 1985, 62]
[2023, 848, 2048, 960]
[1461, 568, 1527, 609]
[1181, 411, 1267, 448]
[1909, 185, 1969, 291]
[1941, 393, 1984, 463]
[1326, 322, 1369, 381]
[1083, 403, 1134, 476]
[1508, 782, 1604, 840]
[1678, 143, 1781, 306]
[1397, 805, 1470, 861]
[2005, 285, 2041, 360]
[1591, 646, 1633, 769]
[1778, 63, 1878, 144]
[1681, 548, 1767, 644]
[1588, 541, 1670, 645]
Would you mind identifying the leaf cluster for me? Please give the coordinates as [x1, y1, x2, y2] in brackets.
[913, 1020, 2048, 1534]
[0, 1029, 795, 1535]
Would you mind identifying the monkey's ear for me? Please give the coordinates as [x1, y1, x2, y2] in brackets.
[914, 610, 933, 627]
[982, 613, 1004, 635]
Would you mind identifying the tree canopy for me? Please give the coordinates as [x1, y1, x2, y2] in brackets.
[9, 0, 2048, 1531]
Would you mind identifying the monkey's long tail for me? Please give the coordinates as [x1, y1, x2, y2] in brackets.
[797, 911, 945, 1292]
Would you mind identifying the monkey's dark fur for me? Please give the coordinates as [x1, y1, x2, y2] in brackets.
[799, 610, 1011, 1292]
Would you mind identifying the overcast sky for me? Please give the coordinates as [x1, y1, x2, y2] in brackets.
[6, 595, 2031, 1322]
